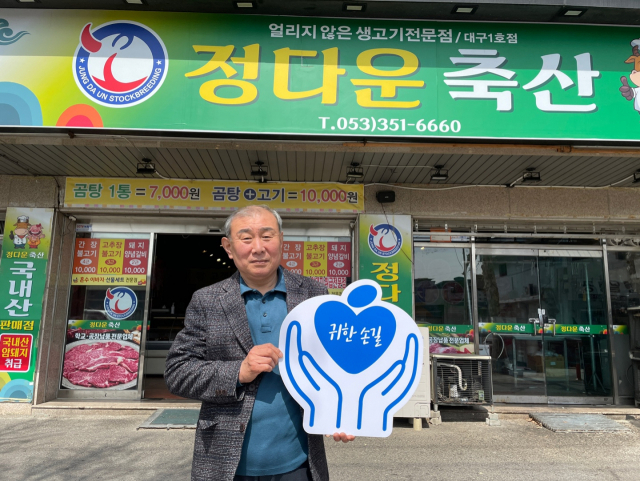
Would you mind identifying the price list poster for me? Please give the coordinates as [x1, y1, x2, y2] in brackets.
[281, 241, 351, 295]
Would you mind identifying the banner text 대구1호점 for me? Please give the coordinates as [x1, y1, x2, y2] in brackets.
[0, 9, 639, 141]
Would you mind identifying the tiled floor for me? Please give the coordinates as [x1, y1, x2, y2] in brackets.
[143, 376, 185, 400]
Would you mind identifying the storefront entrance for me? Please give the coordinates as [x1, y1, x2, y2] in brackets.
[476, 248, 612, 404]
[143, 234, 235, 399]
[56, 215, 353, 401]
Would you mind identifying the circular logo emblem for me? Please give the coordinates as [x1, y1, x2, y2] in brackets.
[286, 261, 298, 268]
[80, 258, 92, 266]
[368, 223, 403, 257]
[334, 261, 345, 268]
[73, 21, 168, 108]
[130, 259, 142, 266]
[104, 287, 138, 320]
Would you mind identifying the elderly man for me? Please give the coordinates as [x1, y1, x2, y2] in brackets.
[165, 205, 353, 481]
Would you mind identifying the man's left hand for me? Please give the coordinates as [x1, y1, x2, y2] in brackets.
[326, 433, 355, 443]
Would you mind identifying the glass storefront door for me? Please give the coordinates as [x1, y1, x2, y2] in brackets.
[477, 248, 612, 404]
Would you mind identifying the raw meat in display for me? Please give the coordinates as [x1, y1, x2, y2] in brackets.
[63, 342, 139, 388]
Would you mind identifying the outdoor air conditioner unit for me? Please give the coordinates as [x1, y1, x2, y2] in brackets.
[394, 327, 431, 422]
[431, 354, 493, 411]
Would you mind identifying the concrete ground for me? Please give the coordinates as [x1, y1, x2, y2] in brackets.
[1, 414, 639, 481]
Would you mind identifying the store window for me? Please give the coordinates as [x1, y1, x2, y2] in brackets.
[414, 246, 474, 354]
[606, 250, 638, 399]
[477, 251, 612, 400]
[60, 234, 151, 395]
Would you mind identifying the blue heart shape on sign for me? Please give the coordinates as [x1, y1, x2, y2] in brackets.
[314, 301, 397, 374]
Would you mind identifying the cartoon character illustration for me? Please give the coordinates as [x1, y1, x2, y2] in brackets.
[8, 215, 30, 249]
[619, 38, 640, 114]
[27, 223, 45, 249]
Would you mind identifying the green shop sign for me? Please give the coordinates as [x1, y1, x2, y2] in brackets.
[358, 214, 413, 316]
[543, 324, 628, 335]
[479, 322, 629, 335]
[0, 208, 54, 403]
[419, 324, 473, 335]
[3, 9, 640, 141]
[480, 322, 535, 334]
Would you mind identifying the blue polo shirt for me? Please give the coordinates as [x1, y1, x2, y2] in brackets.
[236, 268, 308, 476]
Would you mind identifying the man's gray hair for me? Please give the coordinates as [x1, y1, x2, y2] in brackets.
[224, 205, 283, 238]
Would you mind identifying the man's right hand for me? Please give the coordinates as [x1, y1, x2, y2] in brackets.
[239, 343, 283, 384]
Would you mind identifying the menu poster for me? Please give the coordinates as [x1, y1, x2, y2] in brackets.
[281, 241, 351, 295]
[64, 236, 149, 391]
[61, 284, 146, 391]
[72, 239, 149, 286]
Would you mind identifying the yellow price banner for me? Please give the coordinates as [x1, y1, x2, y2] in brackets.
[64, 178, 364, 213]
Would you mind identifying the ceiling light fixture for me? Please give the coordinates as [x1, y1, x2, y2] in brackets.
[136, 158, 156, 175]
[633, 170, 640, 183]
[561, 7, 586, 16]
[251, 160, 268, 183]
[16, 0, 39, 3]
[124, 0, 145, 4]
[346, 162, 364, 180]
[452, 5, 478, 14]
[522, 168, 542, 183]
[343, 3, 366, 12]
[234, 1, 256, 8]
[430, 165, 449, 182]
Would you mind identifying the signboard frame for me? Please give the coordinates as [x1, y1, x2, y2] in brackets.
[0, 9, 640, 142]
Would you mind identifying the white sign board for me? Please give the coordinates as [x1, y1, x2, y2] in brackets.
[279, 280, 423, 437]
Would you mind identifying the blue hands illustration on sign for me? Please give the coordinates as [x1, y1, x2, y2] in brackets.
[285, 321, 343, 428]
[357, 333, 419, 431]
[281, 281, 423, 437]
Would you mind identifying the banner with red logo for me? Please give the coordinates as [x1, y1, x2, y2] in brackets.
[0, 10, 638, 142]
[358, 215, 413, 317]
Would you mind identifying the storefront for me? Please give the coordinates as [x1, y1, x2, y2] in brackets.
[0, 5, 639, 408]
[413, 233, 638, 405]
[45, 179, 359, 400]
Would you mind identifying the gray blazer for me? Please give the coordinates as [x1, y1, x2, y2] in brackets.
[165, 269, 330, 481]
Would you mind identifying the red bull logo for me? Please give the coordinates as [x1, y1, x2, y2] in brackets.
[104, 287, 138, 320]
[368, 223, 403, 257]
[73, 21, 168, 108]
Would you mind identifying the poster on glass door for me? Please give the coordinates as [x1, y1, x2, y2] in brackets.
[281, 241, 351, 295]
[62, 238, 149, 390]
[71, 238, 150, 286]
